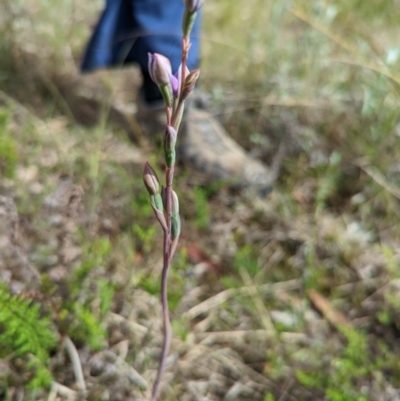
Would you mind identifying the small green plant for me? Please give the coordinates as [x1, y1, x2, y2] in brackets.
[194, 186, 210, 229]
[59, 236, 112, 350]
[0, 107, 18, 179]
[264, 392, 276, 401]
[71, 303, 106, 350]
[74, 236, 112, 283]
[234, 244, 259, 276]
[315, 151, 342, 214]
[0, 283, 56, 388]
[133, 224, 157, 252]
[295, 326, 376, 401]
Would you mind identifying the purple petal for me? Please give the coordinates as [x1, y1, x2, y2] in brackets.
[170, 74, 179, 96]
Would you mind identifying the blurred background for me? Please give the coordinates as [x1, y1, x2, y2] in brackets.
[0, 0, 400, 400]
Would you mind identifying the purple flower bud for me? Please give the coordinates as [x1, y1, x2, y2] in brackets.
[184, 0, 204, 13]
[170, 73, 179, 97]
[143, 162, 160, 195]
[170, 64, 190, 97]
[148, 53, 172, 86]
[164, 126, 177, 152]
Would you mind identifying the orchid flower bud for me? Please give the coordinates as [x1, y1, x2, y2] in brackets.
[185, 69, 200, 85]
[148, 53, 172, 86]
[171, 213, 181, 240]
[183, 0, 203, 37]
[151, 193, 164, 214]
[143, 162, 164, 213]
[161, 186, 167, 210]
[170, 74, 179, 98]
[143, 162, 160, 195]
[181, 69, 200, 100]
[171, 190, 179, 215]
[171, 190, 181, 240]
[164, 126, 177, 152]
[164, 125, 177, 167]
[182, 10, 196, 38]
[184, 0, 204, 13]
[170, 64, 190, 98]
[148, 53, 173, 106]
[171, 190, 180, 239]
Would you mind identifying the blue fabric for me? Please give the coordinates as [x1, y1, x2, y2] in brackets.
[81, 0, 201, 74]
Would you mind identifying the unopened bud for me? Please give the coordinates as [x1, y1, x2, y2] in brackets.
[185, 69, 200, 86]
[171, 214, 181, 240]
[148, 53, 172, 86]
[171, 190, 180, 239]
[184, 0, 204, 13]
[143, 162, 160, 195]
[170, 74, 179, 98]
[182, 10, 196, 38]
[151, 193, 164, 213]
[171, 190, 179, 215]
[164, 126, 177, 167]
[181, 69, 200, 100]
[148, 53, 173, 105]
[159, 85, 173, 107]
[164, 126, 177, 152]
[171, 64, 190, 98]
[182, 0, 203, 38]
[161, 186, 168, 209]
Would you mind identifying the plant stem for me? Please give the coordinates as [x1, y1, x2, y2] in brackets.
[171, 38, 189, 128]
[151, 33, 190, 401]
[151, 229, 172, 401]
[151, 162, 175, 401]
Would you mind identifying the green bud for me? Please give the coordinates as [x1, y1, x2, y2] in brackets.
[143, 162, 160, 195]
[164, 125, 177, 167]
[171, 213, 181, 240]
[185, 69, 200, 86]
[161, 186, 167, 210]
[182, 9, 197, 38]
[181, 69, 200, 100]
[165, 151, 175, 168]
[151, 193, 164, 213]
[159, 83, 173, 107]
[184, 0, 204, 13]
[171, 190, 179, 215]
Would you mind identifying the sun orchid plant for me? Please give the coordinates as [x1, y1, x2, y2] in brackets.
[142, 2, 203, 400]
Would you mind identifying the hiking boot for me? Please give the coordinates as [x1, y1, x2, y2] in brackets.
[136, 93, 276, 196]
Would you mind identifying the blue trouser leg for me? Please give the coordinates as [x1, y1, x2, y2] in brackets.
[81, 0, 201, 101]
